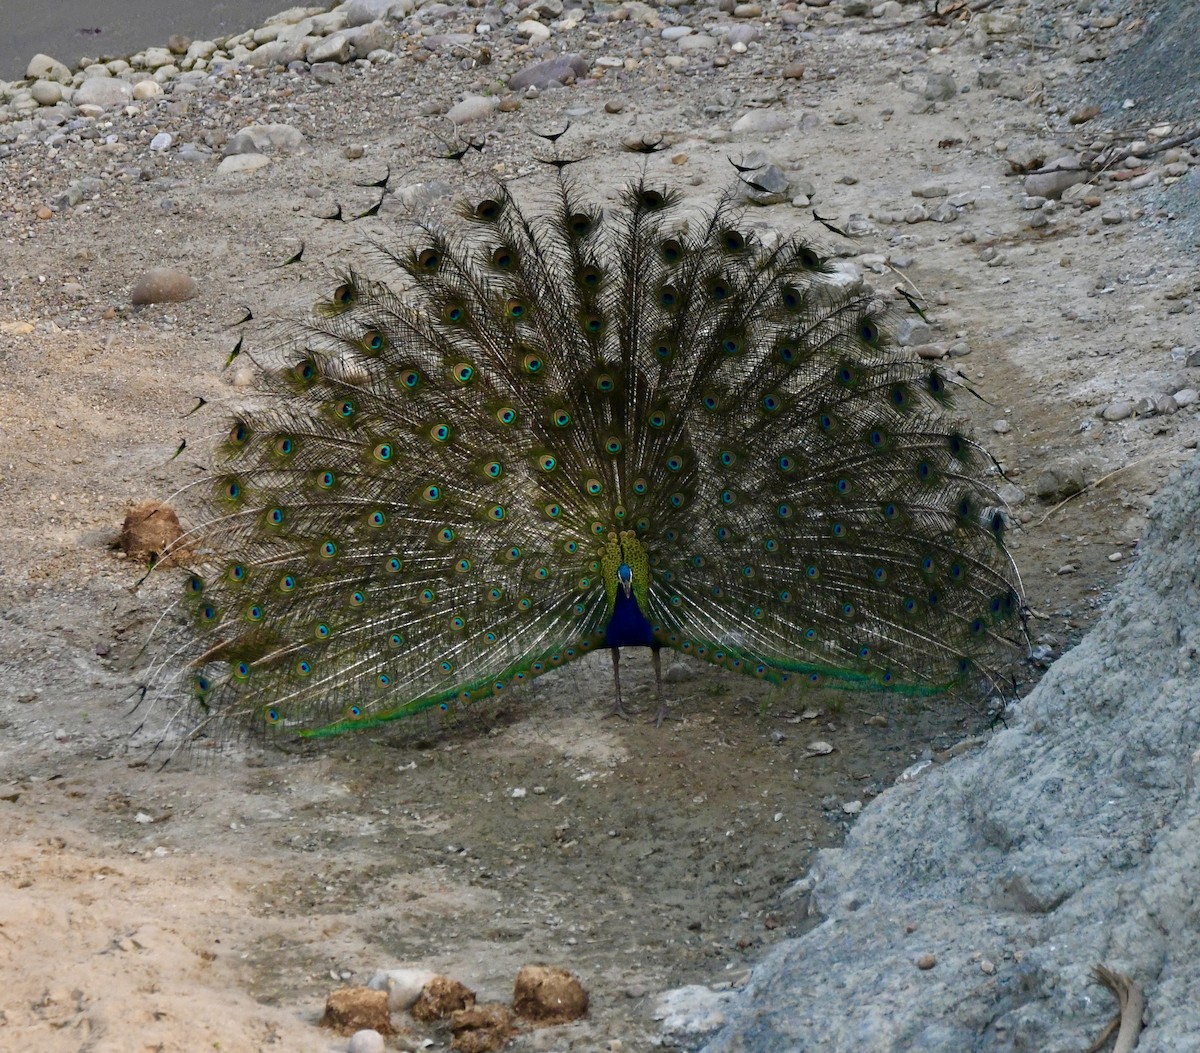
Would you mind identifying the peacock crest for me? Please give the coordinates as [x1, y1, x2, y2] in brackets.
[143, 162, 1024, 747]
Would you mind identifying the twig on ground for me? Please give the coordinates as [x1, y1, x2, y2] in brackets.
[1087, 965, 1144, 1053]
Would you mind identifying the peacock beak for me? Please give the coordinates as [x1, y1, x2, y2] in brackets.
[621, 579, 633, 598]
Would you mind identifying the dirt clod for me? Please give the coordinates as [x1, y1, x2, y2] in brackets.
[512, 965, 589, 1024]
[449, 1003, 517, 1053]
[410, 975, 476, 1023]
[319, 987, 395, 1036]
[117, 500, 184, 565]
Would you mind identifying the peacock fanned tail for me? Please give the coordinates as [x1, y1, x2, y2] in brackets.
[158, 172, 1023, 743]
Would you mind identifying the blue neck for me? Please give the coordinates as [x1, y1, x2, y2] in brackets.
[604, 587, 655, 648]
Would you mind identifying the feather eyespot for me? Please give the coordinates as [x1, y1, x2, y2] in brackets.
[473, 199, 501, 221]
[362, 329, 387, 353]
[720, 229, 746, 252]
[660, 239, 683, 264]
[797, 246, 822, 269]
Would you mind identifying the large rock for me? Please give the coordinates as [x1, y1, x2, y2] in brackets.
[696, 456, 1200, 1051]
[343, 0, 415, 25]
[25, 53, 72, 83]
[507, 54, 588, 91]
[74, 77, 134, 109]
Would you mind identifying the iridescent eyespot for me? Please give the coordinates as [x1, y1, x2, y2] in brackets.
[418, 248, 440, 270]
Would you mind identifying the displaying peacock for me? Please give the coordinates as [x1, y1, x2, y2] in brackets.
[147, 164, 1024, 747]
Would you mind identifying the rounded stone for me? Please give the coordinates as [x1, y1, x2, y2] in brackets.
[446, 94, 499, 122]
[30, 80, 63, 106]
[75, 76, 134, 108]
[26, 53, 72, 83]
[347, 1030, 385, 1053]
[130, 268, 198, 305]
[133, 80, 164, 101]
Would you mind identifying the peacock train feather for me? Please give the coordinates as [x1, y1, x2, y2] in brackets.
[149, 170, 1024, 745]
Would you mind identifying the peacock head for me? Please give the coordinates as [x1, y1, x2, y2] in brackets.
[617, 562, 634, 598]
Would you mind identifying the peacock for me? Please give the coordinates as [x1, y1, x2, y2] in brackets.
[147, 163, 1024, 747]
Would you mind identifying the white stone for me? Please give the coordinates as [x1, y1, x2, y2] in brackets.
[133, 80, 164, 100]
[518, 19, 552, 42]
[368, 967, 437, 1010]
[30, 80, 63, 106]
[26, 54, 72, 83]
[216, 153, 272, 175]
[142, 47, 175, 69]
[347, 1030, 385, 1053]
[74, 77, 134, 108]
[446, 94, 499, 122]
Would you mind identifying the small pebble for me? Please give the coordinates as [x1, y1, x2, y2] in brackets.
[916, 954, 937, 970]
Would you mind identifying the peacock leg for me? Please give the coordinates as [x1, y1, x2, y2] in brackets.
[609, 648, 632, 720]
[652, 646, 672, 726]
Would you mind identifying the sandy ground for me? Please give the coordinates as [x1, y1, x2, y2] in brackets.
[1, 3, 1197, 1050]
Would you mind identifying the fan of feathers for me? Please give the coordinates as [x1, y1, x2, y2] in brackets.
[138, 145, 1026, 751]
